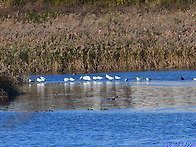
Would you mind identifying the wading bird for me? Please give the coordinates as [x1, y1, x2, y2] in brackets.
[106, 74, 114, 80]
[115, 76, 121, 80]
[36, 76, 46, 82]
[93, 76, 103, 80]
[69, 78, 75, 82]
[64, 78, 69, 82]
[136, 77, 142, 81]
[146, 78, 151, 82]
[83, 75, 91, 81]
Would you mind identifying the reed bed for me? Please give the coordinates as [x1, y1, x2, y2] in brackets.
[0, 2, 195, 75]
[0, 73, 19, 102]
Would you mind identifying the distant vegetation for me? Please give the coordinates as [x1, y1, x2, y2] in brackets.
[0, 0, 195, 22]
[0, 0, 195, 75]
[1, 0, 195, 6]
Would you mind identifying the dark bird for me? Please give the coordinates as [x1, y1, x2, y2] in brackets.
[181, 76, 184, 80]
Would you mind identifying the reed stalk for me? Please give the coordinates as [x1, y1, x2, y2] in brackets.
[0, 1, 195, 75]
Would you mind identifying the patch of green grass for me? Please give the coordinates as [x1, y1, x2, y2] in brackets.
[3, 0, 27, 6]
[28, 10, 62, 23]
[0, 12, 8, 19]
[173, 18, 182, 24]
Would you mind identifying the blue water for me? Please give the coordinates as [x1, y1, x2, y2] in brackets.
[1, 70, 196, 146]
[30, 70, 196, 84]
[0, 110, 196, 146]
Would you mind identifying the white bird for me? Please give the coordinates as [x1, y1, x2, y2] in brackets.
[40, 76, 45, 81]
[69, 78, 75, 82]
[83, 75, 91, 81]
[106, 74, 114, 80]
[92, 76, 98, 80]
[146, 78, 151, 82]
[29, 79, 35, 83]
[79, 76, 83, 80]
[115, 76, 121, 80]
[193, 78, 196, 81]
[64, 78, 69, 82]
[136, 77, 142, 81]
[93, 76, 103, 80]
[97, 76, 103, 80]
[37, 76, 46, 82]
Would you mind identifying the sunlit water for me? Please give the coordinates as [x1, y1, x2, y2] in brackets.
[1, 70, 196, 146]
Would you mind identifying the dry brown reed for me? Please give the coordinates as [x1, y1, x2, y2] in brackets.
[0, 73, 19, 100]
[0, 5, 195, 75]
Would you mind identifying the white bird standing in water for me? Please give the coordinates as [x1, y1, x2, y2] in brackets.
[115, 76, 121, 80]
[29, 78, 35, 83]
[146, 78, 151, 82]
[83, 75, 91, 81]
[69, 77, 75, 82]
[93, 76, 103, 80]
[106, 74, 114, 80]
[64, 78, 69, 82]
[79, 76, 83, 80]
[136, 77, 142, 81]
[193, 78, 196, 81]
[37, 76, 46, 82]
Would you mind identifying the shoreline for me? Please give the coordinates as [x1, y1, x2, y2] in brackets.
[26, 67, 196, 76]
[0, 73, 20, 101]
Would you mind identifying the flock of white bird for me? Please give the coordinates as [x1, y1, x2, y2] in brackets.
[30, 74, 196, 83]
[65, 74, 122, 82]
[30, 74, 124, 83]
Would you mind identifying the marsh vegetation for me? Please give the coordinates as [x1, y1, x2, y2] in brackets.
[0, 0, 195, 97]
[0, 73, 19, 102]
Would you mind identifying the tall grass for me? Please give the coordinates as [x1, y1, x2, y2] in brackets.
[0, 1, 195, 75]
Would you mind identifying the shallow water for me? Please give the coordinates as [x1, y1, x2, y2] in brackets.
[0, 70, 196, 146]
[0, 111, 196, 146]
[1, 70, 196, 112]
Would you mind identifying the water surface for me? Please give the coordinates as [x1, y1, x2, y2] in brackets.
[0, 70, 196, 146]
[1, 70, 196, 112]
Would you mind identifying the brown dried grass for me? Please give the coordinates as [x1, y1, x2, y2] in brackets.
[0, 5, 195, 74]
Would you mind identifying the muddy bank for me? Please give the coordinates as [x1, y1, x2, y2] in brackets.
[0, 5, 195, 75]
